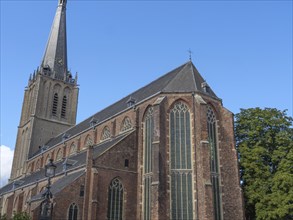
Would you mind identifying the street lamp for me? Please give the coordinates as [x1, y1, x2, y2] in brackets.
[40, 159, 56, 220]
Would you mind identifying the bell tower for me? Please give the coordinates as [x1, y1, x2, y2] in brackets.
[10, 0, 78, 180]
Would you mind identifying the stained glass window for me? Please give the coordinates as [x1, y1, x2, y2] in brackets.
[107, 178, 124, 220]
[170, 101, 193, 220]
[68, 203, 78, 220]
[207, 105, 222, 220]
[143, 107, 153, 220]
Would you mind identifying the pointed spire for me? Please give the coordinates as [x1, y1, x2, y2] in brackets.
[41, 0, 68, 81]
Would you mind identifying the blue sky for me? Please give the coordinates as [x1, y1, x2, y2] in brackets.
[0, 0, 292, 161]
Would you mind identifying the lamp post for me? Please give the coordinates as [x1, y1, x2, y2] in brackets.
[40, 159, 56, 220]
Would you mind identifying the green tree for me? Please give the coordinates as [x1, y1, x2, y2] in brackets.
[12, 212, 31, 220]
[235, 108, 293, 220]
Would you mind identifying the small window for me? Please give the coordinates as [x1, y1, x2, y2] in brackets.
[124, 159, 129, 168]
[79, 185, 85, 197]
[52, 93, 58, 116]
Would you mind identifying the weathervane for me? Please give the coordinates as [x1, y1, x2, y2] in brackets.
[188, 49, 193, 61]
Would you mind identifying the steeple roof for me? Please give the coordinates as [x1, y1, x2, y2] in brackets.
[41, 0, 68, 80]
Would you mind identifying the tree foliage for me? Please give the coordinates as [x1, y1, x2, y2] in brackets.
[235, 108, 293, 220]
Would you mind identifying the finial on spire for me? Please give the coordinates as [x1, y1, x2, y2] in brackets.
[188, 49, 193, 61]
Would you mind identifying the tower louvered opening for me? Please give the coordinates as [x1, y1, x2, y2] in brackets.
[52, 93, 59, 116]
[61, 96, 67, 118]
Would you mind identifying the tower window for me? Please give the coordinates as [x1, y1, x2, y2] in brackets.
[52, 93, 58, 116]
[61, 96, 67, 118]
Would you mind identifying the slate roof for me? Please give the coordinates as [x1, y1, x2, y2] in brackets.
[29, 170, 85, 202]
[0, 131, 133, 195]
[33, 61, 217, 157]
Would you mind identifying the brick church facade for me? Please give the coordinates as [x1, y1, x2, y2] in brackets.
[0, 0, 245, 219]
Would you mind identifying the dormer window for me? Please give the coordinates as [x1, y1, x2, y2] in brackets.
[126, 97, 136, 107]
[89, 117, 98, 127]
[62, 132, 70, 142]
[201, 82, 210, 93]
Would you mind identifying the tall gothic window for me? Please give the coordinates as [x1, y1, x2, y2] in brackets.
[107, 178, 124, 220]
[170, 101, 193, 220]
[68, 203, 78, 220]
[143, 107, 153, 220]
[52, 93, 58, 116]
[61, 96, 67, 118]
[207, 105, 222, 220]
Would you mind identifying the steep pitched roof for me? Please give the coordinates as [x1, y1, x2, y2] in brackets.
[35, 61, 217, 155]
[41, 0, 68, 80]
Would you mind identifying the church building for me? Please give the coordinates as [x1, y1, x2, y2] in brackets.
[0, 0, 244, 219]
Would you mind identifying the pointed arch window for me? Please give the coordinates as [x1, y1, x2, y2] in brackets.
[207, 105, 222, 220]
[143, 107, 153, 220]
[68, 203, 78, 220]
[56, 149, 63, 161]
[107, 178, 124, 220]
[101, 126, 111, 141]
[69, 143, 77, 155]
[120, 117, 132, 132]
[61, 95, 67, 118]
[169, 101, 193, 220]
[52, 93, 58, 116]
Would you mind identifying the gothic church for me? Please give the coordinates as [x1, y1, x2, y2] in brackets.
[0, 0, 244, 219]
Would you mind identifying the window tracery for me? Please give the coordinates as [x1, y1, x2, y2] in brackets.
[107, 178, 124, 220]
[101, 126, 111, 141]
[120, 117, 132, 132]
[143, 107, 153, 220]
[169, 101, 193, 220]
[207, 105, 222, 220]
